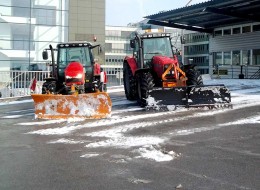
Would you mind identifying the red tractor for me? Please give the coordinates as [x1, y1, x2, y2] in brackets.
[123, 32, 230, 108]
[31, 42, 111, 119]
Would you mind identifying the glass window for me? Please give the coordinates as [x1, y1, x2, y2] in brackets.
[58, 47, 91, 68]
[232, 27, 241, 34]
[232, 50, 241, 65]
[252, 49, 260, 65]
[0, 0, 11, 6]
[214, 52, 222, 65]
[143, 37, 173, 60]
[12, 7, 31, 17]
[242, 50, 250, 65]
[253, 24, 260, 32]
[214, 30, 222, 36]
[223, 29, 231, 35]
[242, 26, 251, 33]
[33, 7, 56, 25]
[12, 0, 31, 7]
[223, 52, 231, 65]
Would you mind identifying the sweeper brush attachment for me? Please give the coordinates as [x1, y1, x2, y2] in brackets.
[31, 92, 112, 119]
[147, 85, 231, 109]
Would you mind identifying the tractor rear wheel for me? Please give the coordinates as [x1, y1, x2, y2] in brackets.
[123, 62, 137, 100]
[186, 69, 203, 86]
[137, 72, 154, 107]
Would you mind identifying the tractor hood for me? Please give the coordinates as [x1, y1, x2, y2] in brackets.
[152, 55, 175, 65]
[152, 55, 179, 78]
[64, 61, 85, 86]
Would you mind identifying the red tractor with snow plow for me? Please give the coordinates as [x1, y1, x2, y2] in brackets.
[123, 32, 231, 108]
[31, 42, 111, 119]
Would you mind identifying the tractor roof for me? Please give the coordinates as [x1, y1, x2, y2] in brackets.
[139, 32, 171, 39]
[57, 41, 92, 48]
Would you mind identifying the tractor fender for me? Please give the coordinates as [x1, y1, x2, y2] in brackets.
[134, 68, 151, 77]
[181, 63, 196, 72]
[124, 56, 138, 76]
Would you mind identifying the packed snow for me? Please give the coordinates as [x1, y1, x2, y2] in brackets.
[6, 77, 260, 162]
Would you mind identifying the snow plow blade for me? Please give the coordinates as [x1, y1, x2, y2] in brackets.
[147, 85, 231, 109]
[31, 92, 112, 119]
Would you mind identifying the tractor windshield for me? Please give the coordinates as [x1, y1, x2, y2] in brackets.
[143, 37, 173, 61]
[58, 47, 92, 68]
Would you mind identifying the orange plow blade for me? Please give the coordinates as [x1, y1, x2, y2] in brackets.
[31, 92, 112, 119]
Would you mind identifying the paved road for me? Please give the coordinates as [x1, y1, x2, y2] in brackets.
[0, 91, 259, 190]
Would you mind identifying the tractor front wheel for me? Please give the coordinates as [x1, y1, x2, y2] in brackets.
[186, 69, 203, 86]
[137, 72, 154, 107]
[123, 62, 137, 100]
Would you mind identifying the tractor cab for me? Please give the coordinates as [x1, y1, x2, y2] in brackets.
[56, 43, 94, 83]
[130, 32, 174, 69]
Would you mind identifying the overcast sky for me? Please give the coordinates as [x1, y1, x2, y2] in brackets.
[106, 0, 207, 26]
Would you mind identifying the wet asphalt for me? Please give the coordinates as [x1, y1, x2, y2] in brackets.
[0, 92, 259, 190]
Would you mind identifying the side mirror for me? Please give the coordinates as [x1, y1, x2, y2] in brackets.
[42, 50, 48, 60]
[98, 46, 102, 54]
[180, 36, 186, 44]
[130, 40, 135, 49]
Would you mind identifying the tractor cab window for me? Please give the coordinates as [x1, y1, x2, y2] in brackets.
[143, 37, 173, 63]
[58, 47, 92, 69]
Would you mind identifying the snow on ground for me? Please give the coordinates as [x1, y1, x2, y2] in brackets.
[0, 99, 32, 106]
[10, 78, 260, 162]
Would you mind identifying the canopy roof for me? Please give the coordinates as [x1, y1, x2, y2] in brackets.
[146, 0, 260, 33]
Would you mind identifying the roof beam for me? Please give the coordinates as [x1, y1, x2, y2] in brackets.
[203, 7, 260, 22]
[147, 19, 213, 33]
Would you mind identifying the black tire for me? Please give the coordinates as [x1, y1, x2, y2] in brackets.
[186, 69, 203, 86]
[123, 62, 137, 100]
[42, 81, 55, 94]
[137, 72, 154, 107]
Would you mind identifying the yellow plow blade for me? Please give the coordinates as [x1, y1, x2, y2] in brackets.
[31, 92, 112, 119]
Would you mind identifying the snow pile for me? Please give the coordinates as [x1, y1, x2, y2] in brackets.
[86, 136, 164, 148]
[146, 95, 161, 110]
[25, 111, 176, 135]
[27, 125, 79, 135]
[19, 79, 260, 162]
[135, 145, 181, 162]
[219, 115, 260, 126]
[80, 153, 99, 158]
[47, 138, 84, 144]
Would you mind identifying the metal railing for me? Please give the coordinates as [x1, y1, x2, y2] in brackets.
[0, 67, 123, 98]
[1, 65, 259, 98]
[0, 71, 50, 98]
[212, 65, 260, 79]
[250, 69, 260, 79]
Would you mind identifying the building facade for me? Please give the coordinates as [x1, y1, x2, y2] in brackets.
[145, 0, 260, 79]
[69, 0, 105, 64]
[210, 23, 260, 78]
[105, 26, 137, 67]
[183, 31, 210, 74]
[0, 0, 105, 71]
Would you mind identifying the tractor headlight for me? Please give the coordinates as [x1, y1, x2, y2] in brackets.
[75, 73, 83, 78]
[65, 74, 83, 79]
